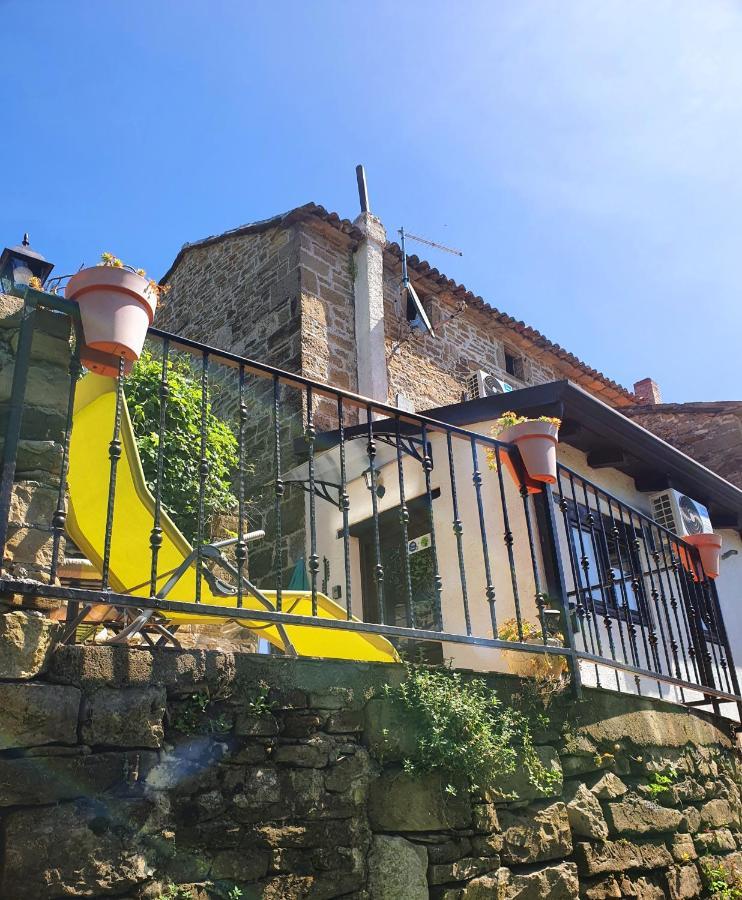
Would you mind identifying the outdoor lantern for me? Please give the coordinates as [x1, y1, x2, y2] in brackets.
[363, 466, 386, 499]
[0, 233, 54, 293]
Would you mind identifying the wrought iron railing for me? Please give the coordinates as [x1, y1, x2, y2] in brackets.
[0, 288, 739, 717]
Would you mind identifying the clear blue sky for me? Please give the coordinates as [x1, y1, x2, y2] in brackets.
[3, 1, 741, 402]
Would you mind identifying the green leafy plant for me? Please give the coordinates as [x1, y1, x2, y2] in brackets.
[171, 690, 232, 735]
[702, 860, 742, 899]
[243, 679, 274, 717]
[388, 663, 561, 796]
[646, 766, 678, 799]
[490, 411, 561, 437]
[125, 349, 241, 541]
[155, 885, 191, 900]
[497, 617, 545, 643]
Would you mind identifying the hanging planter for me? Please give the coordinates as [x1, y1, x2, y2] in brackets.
[66, 253, 166, 377]
[491, 412, 561, 486]
[683, 532, 722, 580]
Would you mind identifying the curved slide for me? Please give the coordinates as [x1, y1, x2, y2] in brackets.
[66, 373, 398, 663]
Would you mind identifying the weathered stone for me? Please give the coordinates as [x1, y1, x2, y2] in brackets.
[671, 833, 697, 862]
[368, 769, 471, 831]
[604, 796, 683, 835]
[499, 801, 572, 865]
[81, 686, 166, 748]
[211, 847, 270, 881]
[364, 696, 419, 761]
[308, 686, 354, 709]
[472, 802, 500, 833]
[638, 841, 673, 869]
[694, 828, 737, 853]
[282, 710, 324, 738]
[274, 741, 329, 768]
[0, 609, 59, 678]
[480, 745, 563, 802]
[0, 681, 80, 749]
[590, 771, 628, 800]
[564, 781, 609, 840]
[463, 862, 579, 899]
[325, 707, 364, 733]
[324, 748, 370, 793]
[664, 863, 703, 899]
[0, 750, 155, 805]
[471, 833, 504, 857]
[0, 799, 155, 898]
[699, 798, 738, 829]
[426, 837, 473, 864]
[428, 857, 499, 885]
[680, 805, 701, 834]
[367, 835, 428, 900]
[234, 711, 279, 736]
[573, 840, 644, 875]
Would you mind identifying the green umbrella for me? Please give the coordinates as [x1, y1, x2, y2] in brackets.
[287, 557, 310, 590]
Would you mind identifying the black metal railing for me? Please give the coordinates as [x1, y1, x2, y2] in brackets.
[0, 288, 739, 717]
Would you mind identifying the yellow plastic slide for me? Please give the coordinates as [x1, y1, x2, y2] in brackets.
[66, 373, 398, 662]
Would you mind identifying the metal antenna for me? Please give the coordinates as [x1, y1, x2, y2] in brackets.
[398, 225, 464, 338]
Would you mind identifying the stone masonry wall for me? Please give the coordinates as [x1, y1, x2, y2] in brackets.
[0, 293, 71, 587]
[0, 624, 740, 899]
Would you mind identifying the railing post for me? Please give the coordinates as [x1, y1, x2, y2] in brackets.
[0, 293, 36, 563]
[536, 482, 582, 699]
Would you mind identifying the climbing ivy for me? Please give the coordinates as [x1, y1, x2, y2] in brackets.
[125, 349, 240, 542]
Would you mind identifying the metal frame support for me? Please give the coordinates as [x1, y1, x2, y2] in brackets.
[536, 483, 583, 699]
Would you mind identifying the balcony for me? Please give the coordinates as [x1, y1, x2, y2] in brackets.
[1, 288, 740, 720]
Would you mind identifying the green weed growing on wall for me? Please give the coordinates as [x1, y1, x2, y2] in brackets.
[388, 663, 561, 796]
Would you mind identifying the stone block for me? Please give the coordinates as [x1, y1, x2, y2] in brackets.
[0, 681, 80, 749]
[364, 697, 418, 761]
[573, 840, 644, 875]
[0, 750, 155, 805]
[604, 796, 683, 835]
[324, 747, 370, 792]
[80, 686, 166, 748]
[499, 800, 572, 865]
[0, 799, 155, 899]
[0, 609, 59, 678]
[234, 711, 279, 736]
[427, 837, 473, 864]
[671, 833, 697, 862]
[367, 835, 428, 900]
[590, 771, 629, 800]
[664, 864, 703, 900]
[429, 857, 498, 885]
[462, 862, 578, 899]
[480, 745, 563, 802]
[694, 828, 737, 853]
[699, 798, 738, 829]
[368, 769, 471, 832]
[564, 781, 609, 840]
[211, 847, 270, 881]
[274, 740, 329, 768]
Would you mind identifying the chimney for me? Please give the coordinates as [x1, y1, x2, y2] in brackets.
[633, 377, 662, 406]
[352, 166, 388, 404]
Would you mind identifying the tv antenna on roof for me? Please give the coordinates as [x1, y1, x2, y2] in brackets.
[399, 225, 463, 338]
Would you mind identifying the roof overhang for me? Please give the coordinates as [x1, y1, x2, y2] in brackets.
[421, 380, 742, 530]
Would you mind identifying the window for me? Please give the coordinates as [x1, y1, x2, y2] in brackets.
[504, 349, 524, 380]
[560, 497, 648, 624]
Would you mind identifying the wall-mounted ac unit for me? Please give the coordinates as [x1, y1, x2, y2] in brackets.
[465, 370, 514, 400]
[649, 489, 713, 537]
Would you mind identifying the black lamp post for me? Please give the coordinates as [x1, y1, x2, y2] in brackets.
[0, 234, 54, 293]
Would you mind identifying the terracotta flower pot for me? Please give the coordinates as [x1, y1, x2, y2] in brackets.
[78, 345, 134, 379]
[684, 533, 722, 580]
[499, 421, 559, 484]
[66, 266, 157, 373]
[496, 445, 542, 495]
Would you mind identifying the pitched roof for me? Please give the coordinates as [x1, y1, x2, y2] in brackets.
[161, 202, 636, 405]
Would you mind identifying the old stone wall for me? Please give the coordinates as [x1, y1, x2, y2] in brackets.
[0, 293, 71, 586]
[0, 627, 740, 899]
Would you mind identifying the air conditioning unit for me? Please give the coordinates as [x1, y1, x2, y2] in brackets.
[649, 489, 713, 537]
[465, 370, 514, 400]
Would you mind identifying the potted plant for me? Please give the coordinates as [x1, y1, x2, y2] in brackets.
[497, 618, 566, 678]
[491, 412, 561, 485]
[65, 253, 168, 377]
[683, 533, 723, 580]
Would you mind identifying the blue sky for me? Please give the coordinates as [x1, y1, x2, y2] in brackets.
[3, 0, 741, 402]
